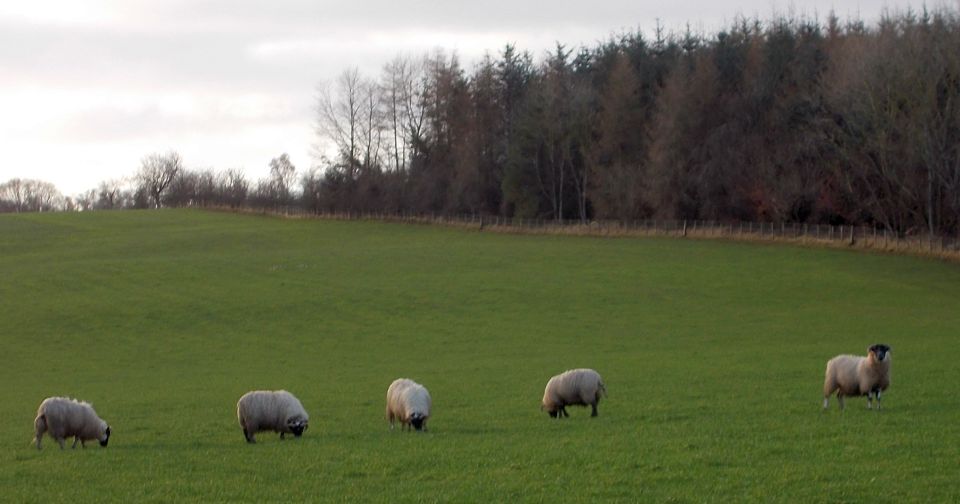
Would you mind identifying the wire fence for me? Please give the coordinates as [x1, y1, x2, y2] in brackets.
[216, 205, 960, 262]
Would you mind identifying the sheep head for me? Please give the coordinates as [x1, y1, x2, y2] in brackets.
[99, 425, 111, 447]
[541, 401, 560, 418]
[410, 412, 426, 431]
[287, 417, 308, 437]
[869, 344, 891, 362]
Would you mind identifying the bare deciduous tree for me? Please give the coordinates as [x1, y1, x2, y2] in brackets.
[137, 151, 182, 209]
[317, 68, 363, 179]
[218, 169, 248, 208]
[268, 153, 297, 205]
[75, 189, 97, 211]
[97, 179, 124, 209]
[0, 178, 26, 212]
[0, 178, 63, 212]
[381, 57, 412, 172]
[28, 180, 62, 212]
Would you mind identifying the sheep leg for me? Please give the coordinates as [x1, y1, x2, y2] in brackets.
[837, 394, 845, 411]
[823, 377, 838, 410]
[591, 403, 598, 417]
[57, 437, 65, 450]
[866, 392, 873, 409]
[876, 389, 882, 410]
[561, 407, 569, 418]
[280, 432, 286, 440]
[72, 437, 80, 449]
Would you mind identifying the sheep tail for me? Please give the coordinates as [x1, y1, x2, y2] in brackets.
[598, 381, 607, 398]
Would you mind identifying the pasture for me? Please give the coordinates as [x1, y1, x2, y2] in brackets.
[1, 209, 958, 502]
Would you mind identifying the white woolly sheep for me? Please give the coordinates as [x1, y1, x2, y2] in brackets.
[33, 397, 111, 450]
[823, 344, 892, 411]
[541, 368, 607, 418]
[236, 390, 309, 443]
[385, 378, 432, 432]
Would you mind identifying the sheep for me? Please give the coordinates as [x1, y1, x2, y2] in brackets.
[33, 397, 111, 450]
[236, 390, 309, 443]
[385, 378, 432, 431]
[541, 368, 607, 418]
[823, 344, 892, 411]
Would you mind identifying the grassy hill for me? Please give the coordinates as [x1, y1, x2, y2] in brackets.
[1, 209, 958, 502]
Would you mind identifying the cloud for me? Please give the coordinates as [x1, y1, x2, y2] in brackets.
[0, 0, 931, 196]
[0, 0, 120, 27]
[52, 92, 303, 141]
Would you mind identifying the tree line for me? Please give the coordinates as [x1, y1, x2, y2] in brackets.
[0, 151, 296, 213]
[2, 8, 958, 236]
[310, 8, 960, 236]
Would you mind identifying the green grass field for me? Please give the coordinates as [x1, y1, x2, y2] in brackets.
[1, 209, 958, 502]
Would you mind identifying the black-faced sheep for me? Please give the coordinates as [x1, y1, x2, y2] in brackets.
[541, 368, 606, 418]
[33, 397, 111, 450]
[385, 378, 432, 431]
[823, 344, 892, 411]
[236, 390, 309, 443]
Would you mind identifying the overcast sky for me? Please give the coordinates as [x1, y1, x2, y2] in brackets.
[0, 0, 942, 196]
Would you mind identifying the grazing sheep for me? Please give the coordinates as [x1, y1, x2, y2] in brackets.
[385, 378, 432, 431]
[823, 344, 892, 411]
[542, 368, 606, 418]
[236, 390, 309, 443]
[33, 397, 111, 450]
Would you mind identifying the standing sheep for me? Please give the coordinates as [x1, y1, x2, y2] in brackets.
[541, 368, 606, 418]
[385, 378, 432, 431]
[236, 390, 309, 443]
[823, 344, 892, 411]
[33, 397, 111, 450]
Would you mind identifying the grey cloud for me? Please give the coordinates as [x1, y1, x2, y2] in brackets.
[0, 0, 920, 196]
[2, 0, 891, 94]
[52, 94, 311, 142]
[157, 0, 810, 33]
[55, 106, 215, 143]
[1, 21, 304, 90]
